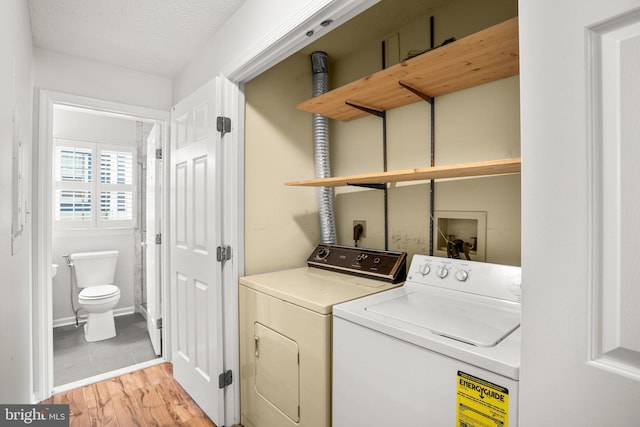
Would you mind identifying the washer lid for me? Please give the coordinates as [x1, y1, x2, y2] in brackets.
[79, 285, 119, 299]
[365, 290, 520, 347]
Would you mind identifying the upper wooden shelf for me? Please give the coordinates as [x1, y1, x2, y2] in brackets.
[296, 17, 519, 121]
[285, 158, 521, 187]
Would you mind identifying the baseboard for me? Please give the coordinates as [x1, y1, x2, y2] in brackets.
[52, 306, 136, 328]
[139, 304, 148, 321]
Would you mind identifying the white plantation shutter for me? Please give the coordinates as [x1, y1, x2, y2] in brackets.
[54, 139, 136, 229]
[100, 191, 134, 220]
[99, 147, 134, 226]
[55, 190, 93, 221]
[54, 141, 94, 226]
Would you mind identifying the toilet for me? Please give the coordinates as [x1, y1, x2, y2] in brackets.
[69, 250, 121, 342]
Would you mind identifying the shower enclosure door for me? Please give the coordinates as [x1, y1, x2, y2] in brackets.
[145, 123, 162, 356]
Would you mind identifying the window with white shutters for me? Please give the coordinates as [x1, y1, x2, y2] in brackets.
[54, 138, 136, 229]
[99, 148, 134, 226]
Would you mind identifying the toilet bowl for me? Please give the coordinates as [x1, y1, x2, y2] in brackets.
[78, 285, 121, 342]
[69, 251, 121, 342]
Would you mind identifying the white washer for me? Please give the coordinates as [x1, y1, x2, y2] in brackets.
[333, 254, 522, 427]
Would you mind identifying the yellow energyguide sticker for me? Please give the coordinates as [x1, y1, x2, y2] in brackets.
[457, 371, 509, 427]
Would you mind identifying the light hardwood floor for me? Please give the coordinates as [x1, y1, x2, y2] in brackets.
[41, 362, 216, 427]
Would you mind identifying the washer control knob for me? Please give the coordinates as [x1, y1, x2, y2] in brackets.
[356, 253, 367, 263]
[436, 266, 449, 279]
[373, 257, 381, 265]
[418, 263, 431, 276]
[455, 269, 469, 282]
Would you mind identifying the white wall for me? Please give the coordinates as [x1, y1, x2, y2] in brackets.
[53, 108, 138, 143]
[0, 0, 34, 404]
[34, 48, 172, 111]
[51, 109, 139, 324]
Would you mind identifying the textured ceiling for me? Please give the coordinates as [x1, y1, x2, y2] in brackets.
[28, 0, 247, 77]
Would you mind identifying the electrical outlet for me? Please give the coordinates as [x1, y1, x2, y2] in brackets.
[353, 220, 366, 238]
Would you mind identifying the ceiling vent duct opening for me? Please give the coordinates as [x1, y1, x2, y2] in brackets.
[310, 51, 337, 245]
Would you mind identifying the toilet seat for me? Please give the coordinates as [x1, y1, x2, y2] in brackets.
[79, 285, 120, 300]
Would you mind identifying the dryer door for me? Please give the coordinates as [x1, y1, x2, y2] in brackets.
[254, 322, 300, 422]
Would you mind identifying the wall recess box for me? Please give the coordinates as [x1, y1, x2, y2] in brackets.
[433, 210, 487, 262]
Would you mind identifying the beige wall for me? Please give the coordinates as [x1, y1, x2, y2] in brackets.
[245, 0, 520, 273]
[244, 54, 320, 274]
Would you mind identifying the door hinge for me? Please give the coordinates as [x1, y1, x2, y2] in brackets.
[218, 370, 233, 389]
[216, 116, 231, 137]
[155, 233, 162, 245]
[156, 318, 162, 329]
[217, 245, 232, 262]
[155, 148, 162, 160]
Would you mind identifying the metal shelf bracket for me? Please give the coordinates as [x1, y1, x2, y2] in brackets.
[398, 81, 434, 104]
[347, 183, 386, 190]
[345, 101, 386, 118]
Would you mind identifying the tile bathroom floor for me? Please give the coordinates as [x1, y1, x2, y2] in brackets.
[53, 313, 159, 386]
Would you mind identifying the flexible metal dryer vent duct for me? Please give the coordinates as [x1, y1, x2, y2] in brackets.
[311, 51, 337, 245]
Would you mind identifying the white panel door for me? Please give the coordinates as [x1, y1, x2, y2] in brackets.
[145, 123, 162, 356]
[170, 79, 224, 424]
[520, 1, 640, 425]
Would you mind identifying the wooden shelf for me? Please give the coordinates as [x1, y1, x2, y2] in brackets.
[285, 158, 521, 187]
[296, 17, 519, 121]
[290, 18, 520, 188]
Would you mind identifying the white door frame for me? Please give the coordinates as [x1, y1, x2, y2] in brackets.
[215, 77, 244, 425]
[33, 90, 170, 400]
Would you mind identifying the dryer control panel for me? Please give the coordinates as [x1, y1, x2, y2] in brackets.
[307, 245, 407, 283]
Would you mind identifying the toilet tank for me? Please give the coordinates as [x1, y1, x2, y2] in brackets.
[69, 250, 119, 287]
